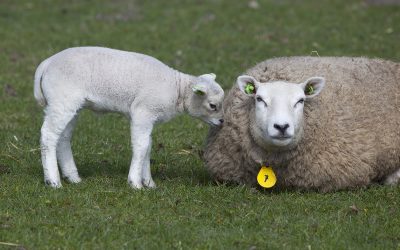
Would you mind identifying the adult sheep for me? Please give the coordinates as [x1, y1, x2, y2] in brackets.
[204, 56, 400, 192]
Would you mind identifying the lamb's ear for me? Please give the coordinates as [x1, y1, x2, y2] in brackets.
[192, 84, 207, 96]
[300, 77, 325, 99]
[237, 75, 259, 95]
[199, 73, 216, 81]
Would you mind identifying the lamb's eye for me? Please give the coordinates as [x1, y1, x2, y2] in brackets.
[209, 103, 217, 111]
[296, 98, 305, 106]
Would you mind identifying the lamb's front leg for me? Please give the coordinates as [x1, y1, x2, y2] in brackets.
[127, 114, 154, 189]
[142, 137, 156, 188]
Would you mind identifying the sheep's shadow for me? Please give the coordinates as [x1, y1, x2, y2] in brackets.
[57, 159, 383, 193]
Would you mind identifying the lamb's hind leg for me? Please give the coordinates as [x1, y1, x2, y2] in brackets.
[41, 107, 78, 188]
[57, 116, 81, 183]
[384, 168, 400, 185]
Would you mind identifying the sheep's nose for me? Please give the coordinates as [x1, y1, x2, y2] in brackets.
[219, 119, 224, 124]
[273, 123, 289, 134]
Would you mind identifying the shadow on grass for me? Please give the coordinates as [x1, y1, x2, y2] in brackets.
[158, 163, 214, 186]
[76, 158, 215, 186]
[77, 159, 127, 178]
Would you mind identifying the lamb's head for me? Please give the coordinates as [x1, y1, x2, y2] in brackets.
[237, 75, 325, 150]
[187, 73, 225, 126]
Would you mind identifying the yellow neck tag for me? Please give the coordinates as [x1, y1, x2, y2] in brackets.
[257, 166, 277, 188]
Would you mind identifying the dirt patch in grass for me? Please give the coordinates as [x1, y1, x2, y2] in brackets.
[0, 164, 10, 175]
[3, 84, 17, 97]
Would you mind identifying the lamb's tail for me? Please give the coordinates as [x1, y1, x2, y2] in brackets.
[34, 58, 51, 107]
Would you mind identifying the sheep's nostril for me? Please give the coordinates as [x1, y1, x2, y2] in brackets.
[273, 123, 289, 134]
[219, 119, 224, 124]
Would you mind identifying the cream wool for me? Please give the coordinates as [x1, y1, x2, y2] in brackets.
[34, 47, 224, 189]
[204, 56, 400, 192]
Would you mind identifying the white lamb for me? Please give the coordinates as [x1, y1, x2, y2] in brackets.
[34, 47, 224, 189]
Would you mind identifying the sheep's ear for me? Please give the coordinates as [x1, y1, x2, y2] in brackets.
[199, 73, 216, 81]
[300, 77, 325, 98]
[237, 75, 259, 95]
[192, 84, 207, 96]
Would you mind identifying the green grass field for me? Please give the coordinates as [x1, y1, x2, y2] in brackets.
[1, 0, 400, 249]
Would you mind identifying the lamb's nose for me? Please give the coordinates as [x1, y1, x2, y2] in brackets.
[219, 119, 224, 124]
[273, 123, 289, 134]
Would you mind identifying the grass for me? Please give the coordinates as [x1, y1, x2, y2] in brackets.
[1, 0, 400, 249]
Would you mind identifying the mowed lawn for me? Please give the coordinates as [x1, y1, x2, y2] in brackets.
[1, 0, 400, 249]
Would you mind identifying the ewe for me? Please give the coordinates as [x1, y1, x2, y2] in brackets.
[34, 47, 224, 189]
[204, 57, 399, 192]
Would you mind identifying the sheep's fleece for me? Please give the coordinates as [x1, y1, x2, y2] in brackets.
[204, 56, 400, 192]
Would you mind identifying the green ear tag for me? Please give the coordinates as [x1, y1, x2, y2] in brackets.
[193, 86, 205, 96]
[195, 90, 205, 96]
[306, 84, 314, 95]
[244, 83, 255, 94]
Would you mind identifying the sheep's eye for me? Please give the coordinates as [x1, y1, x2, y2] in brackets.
[209, 103, 217, 111]
[256, 96, 267, 107]
[296, 98, 305, 106]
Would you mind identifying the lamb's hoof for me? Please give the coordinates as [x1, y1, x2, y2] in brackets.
[64, 175, 82, 184]
[143, 179, 156, 189]
[128, 178, 143, 189]
[45, 179, 62, 188]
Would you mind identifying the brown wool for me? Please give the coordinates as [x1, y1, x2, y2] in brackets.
[204, 56, 400, 192]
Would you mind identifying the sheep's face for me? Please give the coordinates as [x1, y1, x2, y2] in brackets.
[237, 75, 325, 150]
[188, 73, 225, 126]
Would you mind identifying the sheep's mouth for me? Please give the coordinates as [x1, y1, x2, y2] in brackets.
[269, 135, 293, 147]
[270, 135, 292, 140]
[270, 135, 293, 147]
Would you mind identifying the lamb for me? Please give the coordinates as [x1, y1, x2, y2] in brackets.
[204, 56, 400, 192]
[34, 47, 224, 189]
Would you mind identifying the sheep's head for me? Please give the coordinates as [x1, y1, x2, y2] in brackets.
[188, 73, 225, 126]
[237, 75, 325, 151]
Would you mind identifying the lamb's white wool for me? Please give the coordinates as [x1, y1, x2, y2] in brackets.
[237, 75, 325, 150]
[34, 47, 224, 189]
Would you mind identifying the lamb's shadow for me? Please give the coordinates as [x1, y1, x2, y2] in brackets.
[76, 158, 214, 186]
[77, 159, 128, 178]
